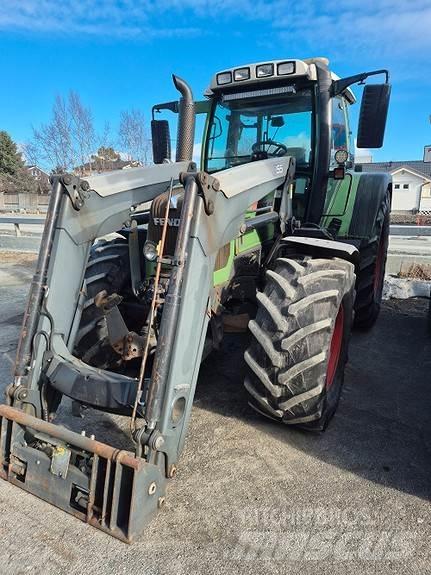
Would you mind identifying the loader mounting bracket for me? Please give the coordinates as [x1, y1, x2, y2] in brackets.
[180, 171, 221, 215]
[60, 173, 91, 211]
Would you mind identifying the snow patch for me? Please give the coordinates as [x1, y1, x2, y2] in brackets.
[383, 276, 431, 300]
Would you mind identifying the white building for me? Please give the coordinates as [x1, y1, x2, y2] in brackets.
[359, 160, 431, 213]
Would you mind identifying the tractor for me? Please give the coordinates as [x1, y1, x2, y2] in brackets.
[0, 57, 391, 542]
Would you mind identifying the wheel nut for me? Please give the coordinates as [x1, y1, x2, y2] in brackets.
[168, 464, 177, 479]
[158, 496, 166, 509]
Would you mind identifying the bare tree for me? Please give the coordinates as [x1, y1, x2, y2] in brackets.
[93, 122, 114, 172]
[21, 140, 39, 167]
[69, 91, 95, 174]
[118, 109, 150, 165]
[32, 92, 95, 174]
[33, 95, 73, 172]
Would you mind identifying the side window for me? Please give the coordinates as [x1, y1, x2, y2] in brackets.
[330, 97, 348, 168]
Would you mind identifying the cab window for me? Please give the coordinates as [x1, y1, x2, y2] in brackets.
[330, 97, 348, 167]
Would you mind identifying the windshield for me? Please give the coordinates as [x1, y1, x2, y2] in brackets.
[204, 88, 313, 173]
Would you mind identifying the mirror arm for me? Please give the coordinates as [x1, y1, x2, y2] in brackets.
[151, 101, 179, 120]
[331, 69, 390, 97]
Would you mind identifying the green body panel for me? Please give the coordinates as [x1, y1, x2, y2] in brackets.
[320, 171, 361, 237]
[212, 196, 275, 287]
[212, 224, 275, 286]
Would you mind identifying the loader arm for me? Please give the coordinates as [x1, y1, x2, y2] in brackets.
[0, 156, 295, 542]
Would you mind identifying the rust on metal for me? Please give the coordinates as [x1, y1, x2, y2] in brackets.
[0, 405, 143, 470]
[130, 177, 175, 434]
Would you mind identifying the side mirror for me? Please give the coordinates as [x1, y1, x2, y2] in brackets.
[151, 120, 171, 164]
[357, 84, 391, 149]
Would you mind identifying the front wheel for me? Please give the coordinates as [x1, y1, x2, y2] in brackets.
[244, 256, 355, 430]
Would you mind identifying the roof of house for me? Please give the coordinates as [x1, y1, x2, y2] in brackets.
[26, 165, 50, 176]
[358, 161, 431, 179]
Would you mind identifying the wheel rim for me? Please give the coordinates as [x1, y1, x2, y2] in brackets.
[326, 305, 344, 389]
[374, 231, 386, 294]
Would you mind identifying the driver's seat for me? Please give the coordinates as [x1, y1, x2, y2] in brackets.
[284, 147, 306, 164]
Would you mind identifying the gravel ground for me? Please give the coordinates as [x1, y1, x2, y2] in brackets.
[0, 256, 430, 575]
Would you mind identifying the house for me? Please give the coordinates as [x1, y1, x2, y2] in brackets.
[358, 160, 431, 213]
[27, 165, 50, 191]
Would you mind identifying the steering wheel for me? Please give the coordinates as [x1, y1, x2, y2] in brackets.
[252, 140, 288, 157]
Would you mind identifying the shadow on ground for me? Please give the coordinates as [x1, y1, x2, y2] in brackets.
[195, 299, 431, 502]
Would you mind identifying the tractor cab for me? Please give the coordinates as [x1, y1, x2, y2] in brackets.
[152, 57, 390, 226]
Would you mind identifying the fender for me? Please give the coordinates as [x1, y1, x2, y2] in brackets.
[348, 172, 392, 241]
[281, 236, 360, 266]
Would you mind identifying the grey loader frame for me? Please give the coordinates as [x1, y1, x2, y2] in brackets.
[0, 155, 295, 542]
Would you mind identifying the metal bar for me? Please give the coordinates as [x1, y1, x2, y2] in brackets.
[307, 64, 331, 224]
[101, 459, 112, 526]
[0, 216, 45, 225]
[109, 462, 122, 531]
[0, 405, 142, 470]
[145, 174, 199, 429]
[86, 453, 99, 521]
[245, 210, 279, 232]
[14, 179, 63, 378]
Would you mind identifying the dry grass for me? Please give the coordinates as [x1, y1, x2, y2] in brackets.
[0, 251, 38, 265]
[390, 212, 431, 225]
[398, 262, 431, 280]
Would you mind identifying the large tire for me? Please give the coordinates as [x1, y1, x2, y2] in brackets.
[244, 257, 355, 430]
[73, 237, 130, 369]
[354, 192, 390, 329]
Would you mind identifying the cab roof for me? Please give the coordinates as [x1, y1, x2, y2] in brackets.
[206, 57, 356, 104]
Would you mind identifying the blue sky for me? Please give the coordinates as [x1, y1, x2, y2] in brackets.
[0, 0, 430, 164]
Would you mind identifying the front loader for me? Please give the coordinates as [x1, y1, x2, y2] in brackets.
[0, 58, 391, 542]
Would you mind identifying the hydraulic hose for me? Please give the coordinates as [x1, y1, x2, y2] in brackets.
[144, 174, 198, 429]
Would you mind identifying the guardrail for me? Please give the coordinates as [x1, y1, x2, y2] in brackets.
[2, 215, 431, 239]
[0, 216, 45, 237]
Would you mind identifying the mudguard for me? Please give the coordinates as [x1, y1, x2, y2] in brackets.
[348, 172, 392, 242]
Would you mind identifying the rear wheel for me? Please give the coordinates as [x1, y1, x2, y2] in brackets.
[354, 193, 390, 329]
[73, 237, 131, 369]
[244, 256, 355, 430]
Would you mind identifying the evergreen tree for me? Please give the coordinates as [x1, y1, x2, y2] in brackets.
[0, 131, 37, 194]
[0, 131, 24, 176]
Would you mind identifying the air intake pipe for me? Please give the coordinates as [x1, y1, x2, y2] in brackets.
[172, 75, 195, 162]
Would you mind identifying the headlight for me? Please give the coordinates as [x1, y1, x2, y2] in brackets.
[256, 63, 274, 78]
[335, 149, 349, 165]
[216, 72, 232, 85]
[233, 67, 250, 81]
[277, 61, 295, 75]
[143, 240, 158, 261]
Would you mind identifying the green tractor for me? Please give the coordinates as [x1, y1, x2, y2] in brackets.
[0, 57, 391, 541]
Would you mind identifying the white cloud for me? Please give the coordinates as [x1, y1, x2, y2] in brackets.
[193, 142, 202, 166]
[0, 0, 430, 76]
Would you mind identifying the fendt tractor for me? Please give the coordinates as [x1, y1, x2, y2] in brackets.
[0, 58, 391, 542]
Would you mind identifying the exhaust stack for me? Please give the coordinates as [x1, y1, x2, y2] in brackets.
[172, 75, 195, 163]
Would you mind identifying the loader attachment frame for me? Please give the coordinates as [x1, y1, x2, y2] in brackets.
[0, 155, 295, 541]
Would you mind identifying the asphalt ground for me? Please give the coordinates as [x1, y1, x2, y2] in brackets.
[0, 252, 430, 575]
